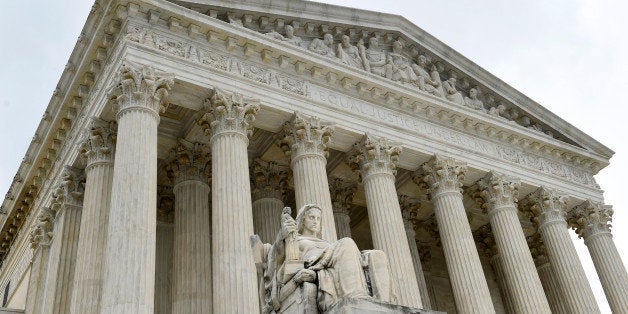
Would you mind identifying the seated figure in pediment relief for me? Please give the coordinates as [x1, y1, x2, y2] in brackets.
[464, 88, 485, 111]
[308, 33, 336, 58]
[337, 35, 365, 69]
[443, 77, 465, 105]
[259, 205, 396, 313]
[361, 36, 389, 77]
[411, 55, 444, 97]
[266, 25, 303, 47]
[386, 40, 417, 83]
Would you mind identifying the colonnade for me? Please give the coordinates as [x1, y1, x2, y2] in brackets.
[25, 63, 628, 313]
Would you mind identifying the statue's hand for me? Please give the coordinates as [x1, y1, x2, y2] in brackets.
[280, 216, 297, 240]
[293, 269, 316, 284]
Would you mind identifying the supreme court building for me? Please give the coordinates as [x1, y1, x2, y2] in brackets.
[0, 0, 626, 313]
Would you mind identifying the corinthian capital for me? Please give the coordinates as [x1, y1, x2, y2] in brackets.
[51, 166, 85, 212]
[474, 172, 520, 215]
[568, 200, 613, 239]
[111, 62, 174, 118]
[348, 134, 402, 179]
[80, 117, 117, 167]
[520, 187, 569, 228]
[197, 88, 260, 138]
[250, 158, 289, 200]
[278, 112, 335, 160]
[329, 177, 356, 216]
[164, 139, 211, 186]
[417, 155, 467, 197]
[29, 208, 55, 249]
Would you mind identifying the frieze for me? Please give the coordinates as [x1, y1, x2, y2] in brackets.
[123, 22, 597, 188]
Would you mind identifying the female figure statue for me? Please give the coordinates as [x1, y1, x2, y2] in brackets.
[264, 205, 394, 313]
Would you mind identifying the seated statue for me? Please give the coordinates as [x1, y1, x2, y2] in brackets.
[361, 36, 388, 77]
[443, 77, 465, 105]
[337, 35, 365, 69]
[255, 205, 396, 313]
[308, 33, 336, 58]
[386, 40, 417, 83]
[464, 87, 485, 111]
[411, 55, 444, 97]
[266, 25, 303, 47]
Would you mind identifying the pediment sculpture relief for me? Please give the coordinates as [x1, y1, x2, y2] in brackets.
[252, 204, 397, 313]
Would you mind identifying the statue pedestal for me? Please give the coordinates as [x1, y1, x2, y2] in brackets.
[327, 298, 444, 314]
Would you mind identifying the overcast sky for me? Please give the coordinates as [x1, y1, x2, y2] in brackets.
[1, 1, 627, 312]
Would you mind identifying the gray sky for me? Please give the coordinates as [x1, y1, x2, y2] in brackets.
[1, 1, 627, 312]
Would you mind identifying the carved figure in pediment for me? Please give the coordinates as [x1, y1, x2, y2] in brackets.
[361, 36, 388, 77]
[266, 25, 303, 47]
[443, 77, 465, 105]
[337, 35, 364, 69]
[411, 55, 444, 97]
[386, 40, 416, 83]
[464, 88, 485, 111]
[308, 33, 336, 58]
[258, 205, 395, 313]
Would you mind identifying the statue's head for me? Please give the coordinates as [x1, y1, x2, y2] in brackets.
[285, 25, 294, 38]
[323, 33, 334, 45]
[296, 204, 322, 238]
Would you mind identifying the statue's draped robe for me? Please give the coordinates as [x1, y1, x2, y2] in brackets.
[268, 236, 370, 311]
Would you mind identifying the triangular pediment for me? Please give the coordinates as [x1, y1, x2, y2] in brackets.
[169, 0, 613, 163]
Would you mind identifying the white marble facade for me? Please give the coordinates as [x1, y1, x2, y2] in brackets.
[0, 0, 626, 313]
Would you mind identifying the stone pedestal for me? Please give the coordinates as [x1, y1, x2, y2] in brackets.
[330, 178, 356, 239]
[42, 166, 84, 314]
[327, 297, 445, 314]
[418, 155, 495, 314]
[251, 158, 288, 243]
[570, 201, 628, 313]
[523, 188, 599, 313]
[70, 118, 116, 314]
[198, 88, 260, 314]
[279, 112, 337, 242]
[476, 172, 550, 313]
[165, 140, 212, 313]
[350, 135, 422, 308]
[25, 209, 54, 314]
[101, 63, 173, 313]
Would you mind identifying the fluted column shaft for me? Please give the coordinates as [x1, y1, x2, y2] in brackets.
[211, 132, 258, 314]
[585, 232, 628, 312]
[199, 88, 261, 314]
[252, 197, 284, 243]
[172, 180, 212, 313]
[71, 119, 116, 313]
[405, 227, 432, 310]
[280, 112, 336, 242]
[363, 173, 422, 308]
[571, 202, 628, 313]
[477, 173, 550, 313]
[420, 156, 495, 313]
[101, 63, 173, 313]
[334, 211, 351, 239]
[42, 204, 82, 314]
[525, 188, 599, 313]
[489, 254, 515, 314]
[537, 262, 568, 314]
[25, 245, 50, 314]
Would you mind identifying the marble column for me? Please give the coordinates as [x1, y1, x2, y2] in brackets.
[42, 166, 84, 314]
[399, 195, 432, 310]
[417, 155, 495, 313]
[349, 134, 422, 308]
[528, 233, 568, 314]
[522, 187, 599, 313]
[279, 112, 337, 242]
[198, 87, 260, 314]
[25, 208, 54, 314]
[251, 158, 288, 243]
[70, 118, 116, 313]
[164, 140, 212, 313]
[101, 63, 174, 313]
[476, 172, 550, 313]
[474, 226, 515, 314]
[329, 177, 356, 239]
[570, 201, 628, 313]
